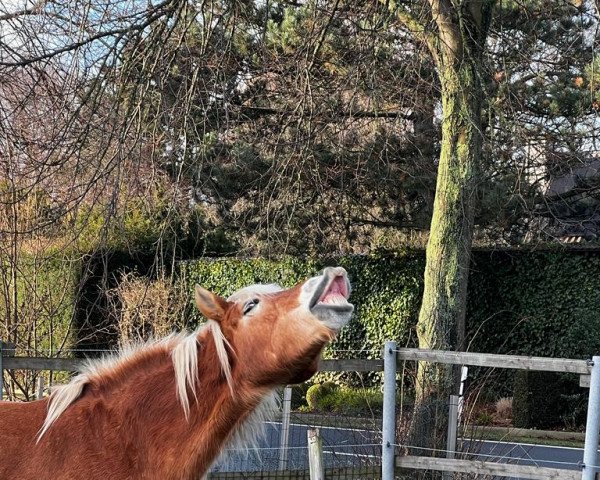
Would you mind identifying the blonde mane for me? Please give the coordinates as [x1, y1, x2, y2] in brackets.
[38, 283, 285, 441]
[38, 320, 233, 440]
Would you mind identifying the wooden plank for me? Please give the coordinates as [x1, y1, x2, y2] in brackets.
[5, 351, 589, 375]
[3, 357, 82, 371]
[581, 374, 591, 387]
[396, 455, 580, 480]
[318, 358, 383, 372]
[396, 348, 591, 374]
[2, 356, 382, 373]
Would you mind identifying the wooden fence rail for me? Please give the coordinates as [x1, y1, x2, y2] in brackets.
[395, 347, 592, 374]
[396, 455, 580, 480]
[0, 355, 383, 373]
[384, 344, 600, 480]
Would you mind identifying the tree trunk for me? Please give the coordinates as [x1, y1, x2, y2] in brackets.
[407, 0, 492, 459]
[409, 59, 483, 454]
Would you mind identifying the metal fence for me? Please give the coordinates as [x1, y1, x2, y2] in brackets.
[382, 342, 600, 480]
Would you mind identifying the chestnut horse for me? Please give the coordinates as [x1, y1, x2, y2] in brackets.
[0, 267, 353, 480]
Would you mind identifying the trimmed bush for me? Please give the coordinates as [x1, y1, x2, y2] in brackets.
[306, 382, 338, 410]
[303, 385, 385, 415]
[513, 371, 566, 429]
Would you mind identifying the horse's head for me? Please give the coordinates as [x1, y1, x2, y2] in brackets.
[194, 267, 353, 387]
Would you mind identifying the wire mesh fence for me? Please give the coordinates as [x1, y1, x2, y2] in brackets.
[208, 405, 383, 479]
[389, 345, 593, 480]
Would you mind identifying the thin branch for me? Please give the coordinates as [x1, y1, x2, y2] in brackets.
[382, 1, 440, 63]
[0, 0, 176, 67]
[239, 105, 415, 121]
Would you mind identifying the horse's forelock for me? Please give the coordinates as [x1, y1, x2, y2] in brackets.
[227, 284, 283, 303]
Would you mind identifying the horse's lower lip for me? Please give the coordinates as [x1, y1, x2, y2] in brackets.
[314, 302, 354, 312]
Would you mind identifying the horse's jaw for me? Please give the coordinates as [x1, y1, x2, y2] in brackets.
[301, 266, 354, 331]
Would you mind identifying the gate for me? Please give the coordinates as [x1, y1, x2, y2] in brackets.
[381, 341, 600, 480]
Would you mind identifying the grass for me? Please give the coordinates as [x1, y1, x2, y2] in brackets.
[468, 426, 585, 448]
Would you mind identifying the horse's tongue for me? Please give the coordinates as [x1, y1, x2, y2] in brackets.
[320, 276, 347, 303]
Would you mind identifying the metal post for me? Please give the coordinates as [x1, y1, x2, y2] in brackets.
[443, 394, 460, 480]
[582, 356, 600, 480]
[37, 375, 45, 400]
[278, 386, 292, 470]
[307, 428, 324, 480]
[382, 340, 397, 480]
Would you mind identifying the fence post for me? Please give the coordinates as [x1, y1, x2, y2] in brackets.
[443, 394, 460, 480]
[278, 385, 292, 470]
[582, 356, 600, 480]
[307, 428, 324, 480]
[382, 340, 398, 480]
[37, 375, 45, 400]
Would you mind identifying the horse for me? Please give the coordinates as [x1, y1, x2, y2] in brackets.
[0, 266, 353, 480]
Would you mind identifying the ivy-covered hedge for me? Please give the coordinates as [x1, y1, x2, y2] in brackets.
[25, 249, 596, 364]
[466, 251, 600, 359]
[179, 250, 600, 362]
[178, 254, 424, 360]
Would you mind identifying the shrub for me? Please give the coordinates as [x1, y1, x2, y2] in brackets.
[513, 371, 565, 429]
[111, 274, 187, 343]
[304, 384, 385, 416]
[475, 411, 494, 426]
[305, 382, 338, 410]
[290, 384, 310, 409]
[494, 397, 513, 422]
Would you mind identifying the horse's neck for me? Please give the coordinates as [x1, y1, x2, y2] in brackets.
[116, 333, 263, 479]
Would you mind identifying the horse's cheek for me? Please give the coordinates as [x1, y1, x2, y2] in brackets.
[288, 358, 319, 384]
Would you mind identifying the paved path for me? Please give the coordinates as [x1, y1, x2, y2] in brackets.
[475, 439, 583, 470]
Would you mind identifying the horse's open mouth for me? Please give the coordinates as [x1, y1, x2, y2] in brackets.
[318, 274, 349, 304]
[308, 267, 353, 320]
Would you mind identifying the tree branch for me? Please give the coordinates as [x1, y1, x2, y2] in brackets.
[382, 1, 439, 63]
[0, 0, 50, 21]
[239, 105, 415, 121]
[0, 0, 176, 67]
[428, 0, 461, 62]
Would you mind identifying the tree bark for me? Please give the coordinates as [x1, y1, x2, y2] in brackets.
[404, 0, 493, 460]
[409, 59, 483, 454]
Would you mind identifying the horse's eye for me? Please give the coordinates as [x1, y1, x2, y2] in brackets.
[243, 299, 259, 315]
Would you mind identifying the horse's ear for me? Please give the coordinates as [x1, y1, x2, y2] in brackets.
[194, 285, 228, 322]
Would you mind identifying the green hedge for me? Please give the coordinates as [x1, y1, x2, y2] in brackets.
[178, 251, 600, 426]
[178, 254, 424, 361]
[178, 250, 600, 364]
[466, 251, 600, 359]
[16, 250, 600, 377]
